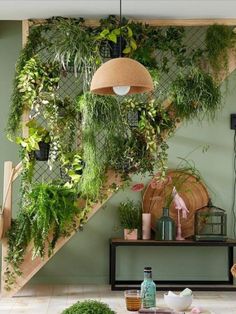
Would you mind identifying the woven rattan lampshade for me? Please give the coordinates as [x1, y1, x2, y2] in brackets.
[90, 57, 154, 95]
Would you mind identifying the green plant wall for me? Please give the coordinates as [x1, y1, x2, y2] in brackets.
[0, 21, 235, 285]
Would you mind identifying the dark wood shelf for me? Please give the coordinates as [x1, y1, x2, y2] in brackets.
[111, 238, 236, 247]
[109, 238, 236, 291]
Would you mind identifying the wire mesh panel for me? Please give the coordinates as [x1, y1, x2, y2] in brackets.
[27, 22, 208, 185]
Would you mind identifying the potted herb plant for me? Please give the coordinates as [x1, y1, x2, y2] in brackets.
[118, 200, 141, 240]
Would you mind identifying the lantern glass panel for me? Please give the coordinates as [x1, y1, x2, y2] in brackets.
[195, 205, 227, 241]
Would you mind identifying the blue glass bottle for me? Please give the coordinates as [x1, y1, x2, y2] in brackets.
[155, 207, 176, 241]
[141, 267, 156, 308]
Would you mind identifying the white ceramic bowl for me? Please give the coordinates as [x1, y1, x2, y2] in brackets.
[164, 293, 193, 311]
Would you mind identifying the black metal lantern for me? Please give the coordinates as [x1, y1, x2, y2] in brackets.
[194, 202, 227, 241]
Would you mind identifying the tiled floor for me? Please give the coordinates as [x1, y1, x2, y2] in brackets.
[0, 284, 236, 314]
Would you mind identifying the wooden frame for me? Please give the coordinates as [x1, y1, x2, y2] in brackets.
[29, 18, 236, 27]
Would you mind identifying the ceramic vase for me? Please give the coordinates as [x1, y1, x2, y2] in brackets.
[142, 213, 151, 240]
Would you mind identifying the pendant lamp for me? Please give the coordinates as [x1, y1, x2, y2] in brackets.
[90, 0, 154, 96]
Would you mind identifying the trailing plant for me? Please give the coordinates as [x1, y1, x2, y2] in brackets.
[5, 182, 81, 291]
[43, 96, 79, 169]
[206, 24, 236, 78]
[62, 300, 115, 314]
[130, 23, 186, 70]
[7, 56, 60, 139]
[60, 151, 84, 188]
[78, 92, 126, 199]
[51, 17, 101, 90]
[170, 67, 221, 121]
[7, 24, 51, 138]
[120, 96, 177, 178]
[118, 200, 141, 230]
[15, 119, 50, 184]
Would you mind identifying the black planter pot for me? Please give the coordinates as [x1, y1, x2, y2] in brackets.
[109, 36, 126, 58]
[34, 142, 50, 161]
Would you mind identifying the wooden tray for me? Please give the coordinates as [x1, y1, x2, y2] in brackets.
[142, 170, 209, 238]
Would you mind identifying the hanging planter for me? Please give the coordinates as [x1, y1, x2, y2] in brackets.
[34, 141, 50, 161]
[109, 36, 126, 58]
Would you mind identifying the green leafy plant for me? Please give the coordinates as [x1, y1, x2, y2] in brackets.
[51, 17, 101, 91]
[7, 56, 59, 139]
[62, 300, 115, 314]
[206, 24, 236, 78]
[5, 182, 81, 290]
[78, 92, 126, 199]
[6, 24, 51, 138]
[96, 22, 137, 55]
[16, 119, 50, 152]
[121, 96, 177, 178]
[170, 67, 221, 121]
[43, 96, 79, 169]
[118, 200, 141, 230]
[60, 152, 84, 188]
[15, 120, 50, 185]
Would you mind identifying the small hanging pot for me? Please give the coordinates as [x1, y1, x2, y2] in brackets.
[109, 36, 126, 58]
[35, 142, 50, 161]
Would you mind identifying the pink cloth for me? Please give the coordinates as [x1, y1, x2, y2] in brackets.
[172, 187, 189, 219]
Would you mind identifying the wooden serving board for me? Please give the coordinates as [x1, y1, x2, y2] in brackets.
[142, 170, 209, 238]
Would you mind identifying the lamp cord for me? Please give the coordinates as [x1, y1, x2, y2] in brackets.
[231, 130, 236, 238]
[119, 0, 122, 57]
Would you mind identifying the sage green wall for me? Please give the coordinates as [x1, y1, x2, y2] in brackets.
[0, 21, 235, 286]
[0, 21, 21, 210]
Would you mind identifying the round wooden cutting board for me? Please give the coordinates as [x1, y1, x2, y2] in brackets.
[142, 170, 209, 238]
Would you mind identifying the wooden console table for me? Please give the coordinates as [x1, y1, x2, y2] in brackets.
[109, 238, 236, 291]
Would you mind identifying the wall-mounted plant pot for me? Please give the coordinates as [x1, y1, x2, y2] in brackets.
[124, 228, 138, 240]
[34, 142, 50, 161]
[109, 36, 126, 58]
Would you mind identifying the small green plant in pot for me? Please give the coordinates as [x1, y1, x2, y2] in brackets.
[16, 119, 50, 161]
[118, 200, 141, 240]
[61, 300, 115, 314]
[96, 16, 137, 58]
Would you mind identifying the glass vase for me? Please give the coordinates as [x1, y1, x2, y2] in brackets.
[155, 208, 176, 241]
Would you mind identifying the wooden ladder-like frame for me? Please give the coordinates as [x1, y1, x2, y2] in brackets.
[1, 18, 236, 297]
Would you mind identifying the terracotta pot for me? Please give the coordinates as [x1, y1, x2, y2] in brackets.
[124, 228, 138, 240]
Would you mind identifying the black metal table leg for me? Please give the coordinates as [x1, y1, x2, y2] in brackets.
[228, 246, 234, 285]
[110, 243, 116, 290]
[109, 241, 112, 284]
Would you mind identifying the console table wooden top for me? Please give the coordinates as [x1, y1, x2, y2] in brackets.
[111, 238, 236, 246]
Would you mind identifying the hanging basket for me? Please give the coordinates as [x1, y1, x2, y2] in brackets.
[34, 142, 50, 161]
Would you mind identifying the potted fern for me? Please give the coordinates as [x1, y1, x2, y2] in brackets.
[118, 200, 141, 240]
